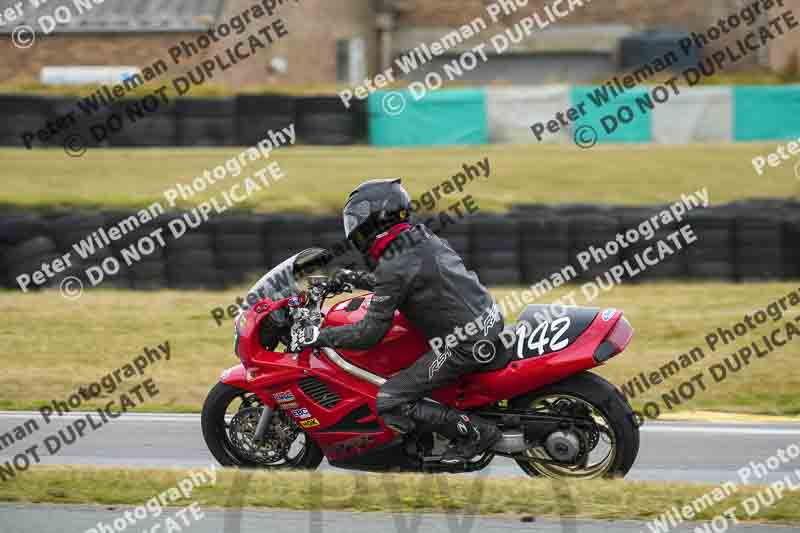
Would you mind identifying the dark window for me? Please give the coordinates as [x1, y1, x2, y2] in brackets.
[336, 40, 350, 83]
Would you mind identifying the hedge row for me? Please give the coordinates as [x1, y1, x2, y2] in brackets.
[0, 94, 366, 148]
[1, 200, 798, 291]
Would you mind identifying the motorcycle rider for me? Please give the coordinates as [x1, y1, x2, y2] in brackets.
[304, 178, 505, 465]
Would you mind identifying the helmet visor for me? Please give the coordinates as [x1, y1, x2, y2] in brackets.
[343, 199, 371, 238]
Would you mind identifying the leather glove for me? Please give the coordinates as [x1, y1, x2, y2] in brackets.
[330, 269, 356, 292]
[301, 325, 321, 346]
[331, 269, 376, 291]
[291, 323, 324, 351]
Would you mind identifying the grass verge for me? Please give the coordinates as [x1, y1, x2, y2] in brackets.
[1, 143, 798, 212]
[1, 281, 799, 416]
[0, 466, 798, 524]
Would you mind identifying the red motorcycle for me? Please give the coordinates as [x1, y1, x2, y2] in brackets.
[202, 248, 640, 479]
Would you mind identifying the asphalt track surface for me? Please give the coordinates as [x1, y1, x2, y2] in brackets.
[2, 412, 800, 485]
[2, 505, 799, 533]
[3, 412, 800, 532]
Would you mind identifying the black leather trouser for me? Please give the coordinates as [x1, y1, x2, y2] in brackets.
[375, 345, 488, 439]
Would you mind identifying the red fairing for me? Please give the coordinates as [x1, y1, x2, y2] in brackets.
[323, 294, 430, 377]
[433, 311, 625, 410]
[226, 294, 633, 463]
[219, 364, 247, 388]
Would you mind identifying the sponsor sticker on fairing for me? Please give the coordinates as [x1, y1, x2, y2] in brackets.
[601, 308, 616, 321]
[300, 418, 320, 428]
[291, 408, 312, 419]
[273, 391, 295, 403]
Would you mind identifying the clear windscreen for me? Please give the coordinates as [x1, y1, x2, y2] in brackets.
[245, 248, 333, 324]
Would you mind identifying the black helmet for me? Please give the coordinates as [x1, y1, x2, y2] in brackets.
[343, 178, 412, 253]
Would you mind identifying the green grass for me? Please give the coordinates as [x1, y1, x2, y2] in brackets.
[1, 282, 799, 415]
[0, 81, 348, 98]
[1, 466, 799, 524]
[1, 144, 799, 213]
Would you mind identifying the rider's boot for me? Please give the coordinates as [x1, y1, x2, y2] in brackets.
[400, 399, 501, 465]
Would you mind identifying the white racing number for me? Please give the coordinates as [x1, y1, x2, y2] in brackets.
[515, 317, 571, 359]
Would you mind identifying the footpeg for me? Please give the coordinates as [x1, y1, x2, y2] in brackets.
[422, 455, 467, 472]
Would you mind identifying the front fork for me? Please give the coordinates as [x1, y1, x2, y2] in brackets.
[253, 404, 274, 444]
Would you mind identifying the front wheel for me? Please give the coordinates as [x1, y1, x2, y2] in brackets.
[201, 382, 324, 470]
[510, 371, 640, 479]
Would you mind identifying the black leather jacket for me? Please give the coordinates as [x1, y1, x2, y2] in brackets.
[316, 224, 504, 354]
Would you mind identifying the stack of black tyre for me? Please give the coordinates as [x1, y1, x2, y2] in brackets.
[263, 214, 313, 269]
[235, 95, 295, 146]
[620, 206, 687, 282]
[433, 213, 471, 260]
[176, 98, 236, 146]
[733, 214, 784, 281]
[0, 93, 368, 147]
[52, 212, 131, 288]
[0, 214, 58, 289]
[296, 97, 364, 146]
[514, 208, 571, 284]
[786, 215, 800, 279]
[107, 211, 169, 290]
[211, 215, 267, 287]
[0, 96, 52, 148]
[469, 215, 521, 286]
[567, 210, 620, 283]
[683, 210, 735, 280]
[118, 99, 176, 147]
[725, 199, 793, 282]
[2, 201, 799, 292]
[45, 96, 114, 150]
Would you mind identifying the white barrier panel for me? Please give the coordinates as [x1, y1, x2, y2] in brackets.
[41, 66, 141, 86]
[652, 86, 734, 144]
[487, 86, 572, 144]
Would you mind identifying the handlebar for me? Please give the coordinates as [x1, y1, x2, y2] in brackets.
[287, 271, 353, 352]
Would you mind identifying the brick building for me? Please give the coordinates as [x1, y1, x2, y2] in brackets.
[0, 0, 377, 87]
[0, 0, 797, 89]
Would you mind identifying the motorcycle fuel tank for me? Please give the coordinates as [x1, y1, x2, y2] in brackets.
[322, 294, 429, 377]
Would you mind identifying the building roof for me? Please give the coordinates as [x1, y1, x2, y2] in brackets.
[0, 0, 224, 33]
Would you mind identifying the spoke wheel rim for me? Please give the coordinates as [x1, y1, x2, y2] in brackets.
[221, 392, 308, 467]
[520, 394, 616, 480]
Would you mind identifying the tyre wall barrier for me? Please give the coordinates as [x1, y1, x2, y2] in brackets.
[6, 86, 800, 148]
[0, 95, 54, 147]
[0, 211, 369, 291]
[0, 94, 366, 148]
[235, 94, 295, 147]
[295, 96, 365, 146]
[176, 97, 236, 147]
[0, 199, 798, 291]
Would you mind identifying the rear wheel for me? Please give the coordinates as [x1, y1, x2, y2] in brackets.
[510, 372, 639, 479]
[201, 382, 324, 469]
